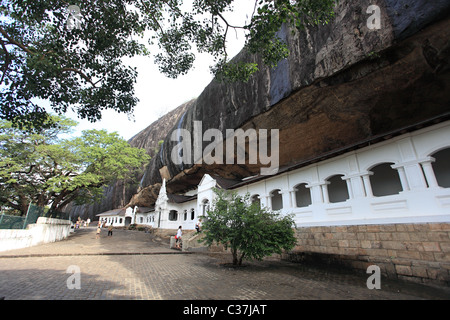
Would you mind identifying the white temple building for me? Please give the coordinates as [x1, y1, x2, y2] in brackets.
[98, 120, 450, 230]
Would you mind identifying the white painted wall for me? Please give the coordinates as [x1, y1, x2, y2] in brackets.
[0, 217, 72, 252]
[99, 215, 126, 227]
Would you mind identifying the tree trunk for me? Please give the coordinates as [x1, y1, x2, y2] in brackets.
[238, 253, 245, 266]
[231, 247, 239, 266]
[231, 247, 245, 266]
[19, 195, 28, 217]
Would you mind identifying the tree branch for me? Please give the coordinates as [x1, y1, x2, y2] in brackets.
[0, 196, 23, 213]
[0, 26, 34, 55]
[0, 38, 11, 85]
[140, 0, 166, 35]
[215, 12, 247, 61]
[55, 190, 79, 212]
[60, 67, 97, 87]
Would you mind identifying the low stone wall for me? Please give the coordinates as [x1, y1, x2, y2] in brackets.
[283, 223, 450, 287]
[0, 217, 72, 252]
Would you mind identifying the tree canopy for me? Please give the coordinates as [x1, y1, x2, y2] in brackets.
[0, 0, 337, 130]
[0, 116, 150, 215]
[200, 188, 297, 266]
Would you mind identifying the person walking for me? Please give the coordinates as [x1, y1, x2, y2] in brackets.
[195, 220, 200, 233]
[96, 225, 101, 239]
[107, 224, 113, 237]
[176, 226, 182, 249]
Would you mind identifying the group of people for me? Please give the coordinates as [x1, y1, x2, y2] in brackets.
[74, 218, 91, 229]
[87, 219, 202, 242]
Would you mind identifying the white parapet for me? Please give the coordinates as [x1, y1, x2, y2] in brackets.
[0, 217, 72, 253]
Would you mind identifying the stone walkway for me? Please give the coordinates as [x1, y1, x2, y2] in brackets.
[0, 227, 449, 301]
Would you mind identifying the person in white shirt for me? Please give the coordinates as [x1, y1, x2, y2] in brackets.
[176, 226, 182, 249]
[195, 219, 202, 233]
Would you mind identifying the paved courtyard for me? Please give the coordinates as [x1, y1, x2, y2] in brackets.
[0, 227, 449, 301]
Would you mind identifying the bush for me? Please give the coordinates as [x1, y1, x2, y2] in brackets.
[200, 188, 297, 266]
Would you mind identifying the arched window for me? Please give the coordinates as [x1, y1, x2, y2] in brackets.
[169, 210, 178, 221]
[431, 148, 450, 188]
[369, 163, 402, 196]
[295, 183, 312, 207]
[183, 210, 187, 220]
[270, 189, 283, 210]
[327, 175, 349, 203]
[190, 209, 195, 220]
[251, 194, 260, 206]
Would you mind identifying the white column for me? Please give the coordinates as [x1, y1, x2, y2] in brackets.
[362, 173, 374, 197]
[280, 189, 292, 209]
[344, 178, 354, 199]
[420, 158, 439, 188]
[395, 137, 427, 190]
[289, 189, 295, 208]
[352, 176, 367, 198]
[307, 183, 323, 204]
[264, 195, 271, 209]
[321, 183, 330, 204]
[392, 165, 410, 191]
[405, 163, 428, 189]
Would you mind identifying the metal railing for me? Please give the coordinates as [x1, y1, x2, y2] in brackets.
[0, 204, 70, 229]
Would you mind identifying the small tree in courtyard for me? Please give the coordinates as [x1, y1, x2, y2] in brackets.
[200, 188, 297, 266]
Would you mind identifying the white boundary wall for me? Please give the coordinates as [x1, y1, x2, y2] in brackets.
[0, 217, 72, 252]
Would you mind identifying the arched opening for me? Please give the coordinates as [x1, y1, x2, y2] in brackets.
[327, 175, 349, 203]
[431, 148, 450, 188]
[270, 189, 283, 210]
[251, 194, 261, 207]
[369, 163, 403, 196]
[169, 210, 178, 221]
[295, 183, 312, 207]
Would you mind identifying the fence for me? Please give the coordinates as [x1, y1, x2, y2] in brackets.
[0, 204, 70, 230]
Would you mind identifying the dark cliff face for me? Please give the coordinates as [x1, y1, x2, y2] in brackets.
[137, 0, 450, 193]
[67, 0, 450, 218]
[64, 101, 191, 219]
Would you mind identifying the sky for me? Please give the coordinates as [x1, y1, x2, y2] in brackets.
[61, 1, 254, 141]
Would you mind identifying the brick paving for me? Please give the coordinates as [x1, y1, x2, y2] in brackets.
[0, 227, 449, 301]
